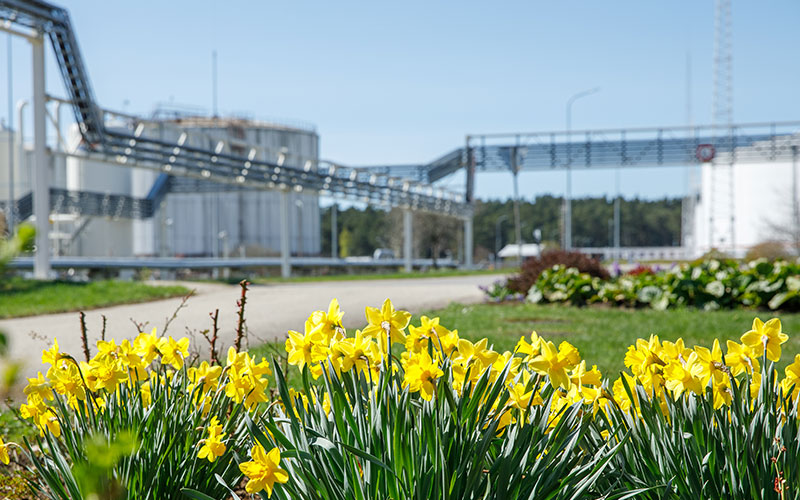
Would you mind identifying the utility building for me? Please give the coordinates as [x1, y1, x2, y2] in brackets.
[62, 113, 321, 258]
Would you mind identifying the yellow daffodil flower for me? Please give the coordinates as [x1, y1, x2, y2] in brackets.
[239, 444, 289, 496]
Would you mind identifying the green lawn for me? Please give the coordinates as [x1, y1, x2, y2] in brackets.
[250, 301, 800, 382]
[421, 302, 800, 378]
[0, 278, 190, 318]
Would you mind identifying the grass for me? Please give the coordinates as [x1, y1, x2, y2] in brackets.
[0, 278, 190, 319]
[422, 302, 800, 377]
[249, 301, 800, 382]
[195, 267, 511, 285]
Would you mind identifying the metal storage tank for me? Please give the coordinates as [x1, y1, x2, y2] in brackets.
[66, 113, 321, 258]
[0, 127, 32, 228]
[133, 115, 320, 257]
[692, 133, 800, 257]
[65, 123, 134, 256]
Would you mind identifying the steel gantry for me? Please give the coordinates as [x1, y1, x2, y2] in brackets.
[365, 122, 800, 202]
[0, 0, 471, 277]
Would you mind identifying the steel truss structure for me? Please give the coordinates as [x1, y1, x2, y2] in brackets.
[0, 0, 466, 216]
[368, 122, 800, 202]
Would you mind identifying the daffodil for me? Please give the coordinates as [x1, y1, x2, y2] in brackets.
[0, 436, 9, 465]
[612, 373, 640, 414]
[663, 352, 704, 399]
[20, 394, 61, 437]
[285, 328, 327, 378]
[118, 339, 148, 381]
[305, 298, 345, 342]
[239, 444, 289, 496]
[134, 327, 161, 364]
[82, 356, 128, 393]
[569, 361, 602, 387]
[95, 339, 120, 359]
[725, 341, 760, 376]
[197, 416, 226, 463]
[516, 331, 543, 363]
[41, 338, 65, 367]
[694, 339, 726, 385]
[780, 354, 800, 399]
[528, 340, 580, 390]
[48, 360, 86, 403]
[362, 299, 411, 351]
[23, 372, 54, 401]
[740, 317, 788, 362]
[158, 336, 189, 369]
[188, 361, 223, 394]
[335, 329, 379, 375]
[402, 350, 443, 401]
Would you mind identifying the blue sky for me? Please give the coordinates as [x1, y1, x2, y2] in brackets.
[3, 1, 799, 200]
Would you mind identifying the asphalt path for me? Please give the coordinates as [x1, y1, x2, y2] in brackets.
[0, 274, 503, 388]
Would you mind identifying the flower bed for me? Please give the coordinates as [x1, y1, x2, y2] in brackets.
[3, 298, 800, 498]
[524, 258, 800, 311]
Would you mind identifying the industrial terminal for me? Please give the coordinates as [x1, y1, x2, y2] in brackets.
[1, 0, 799, 279]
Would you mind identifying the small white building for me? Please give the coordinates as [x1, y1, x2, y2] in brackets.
[497, 243, 542, 259]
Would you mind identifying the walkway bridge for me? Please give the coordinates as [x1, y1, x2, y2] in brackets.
[365, 123, 800, 202]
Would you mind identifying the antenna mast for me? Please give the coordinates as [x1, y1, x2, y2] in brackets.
[709, 0, 734, 252]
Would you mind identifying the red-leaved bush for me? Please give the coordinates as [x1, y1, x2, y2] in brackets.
[506, 250, 610, 295]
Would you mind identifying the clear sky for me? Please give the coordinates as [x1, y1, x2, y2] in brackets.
[3, 1, 799, 200]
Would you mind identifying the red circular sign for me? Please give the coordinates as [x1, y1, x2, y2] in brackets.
[696, 144, 716, 162]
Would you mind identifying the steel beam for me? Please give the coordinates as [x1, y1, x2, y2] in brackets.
[331, 203, 338, 259]
[403, 209, 412, 273]
[464, 215, 473, 269]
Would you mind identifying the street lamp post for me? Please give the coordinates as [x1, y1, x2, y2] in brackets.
[564, 87, 600, 250]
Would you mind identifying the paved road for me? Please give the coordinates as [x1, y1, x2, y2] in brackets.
[1, 274, 502, 385]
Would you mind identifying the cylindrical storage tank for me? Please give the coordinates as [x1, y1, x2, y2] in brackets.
[692, 133, 800, 258]
[147, 118, 321, 257]
[65, 124, 133, 256]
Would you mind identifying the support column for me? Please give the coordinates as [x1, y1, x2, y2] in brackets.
[403, 209, 412, 273]
[464, 215, 474, 269]
[792, 146, 799, 251]
[613, 167, 621, 260]
[564, 165, 572, 249]
[280, 189, 291, 278]
[511, 146, 522, 266]
[331, 203, 338, 259]
[6, 34, 13, 235]
[32, 34, 50, 279]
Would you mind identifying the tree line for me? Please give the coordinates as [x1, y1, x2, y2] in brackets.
[320, 196, 682, 262]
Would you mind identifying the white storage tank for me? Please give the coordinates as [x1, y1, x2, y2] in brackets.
[67, 115, 321, 258]
[692, 133, 800, 257]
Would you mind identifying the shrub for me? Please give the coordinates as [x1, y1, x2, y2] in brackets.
[625, 264, 654, 277]
[745, 240, 794, 261]
[479, 279, 524, 302]
[507, 250, 610, 295]
[528, 258, 800, 311]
